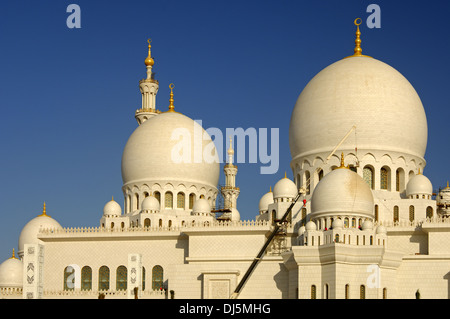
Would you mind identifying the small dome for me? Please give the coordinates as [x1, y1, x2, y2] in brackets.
[361, 220, 373, 230]
[305, 220, 316, 231]
[0, 250, 23, 288]
[332, 219, 343, 230]
[310, 167, 374, 219]
[273, 176, 297, 199]
[259, 188, 274, 212]
[298, 225, 306, 235]
[406, 173, 433, 197]
[18, 204, 62, 256]
[103, 198, 122, 216]
[376, 225, 387, 234]
[192, 198, 211, 214]
[142, 195, 160, 211]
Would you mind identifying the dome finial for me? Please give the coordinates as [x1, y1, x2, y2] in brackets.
[10, 248, 17, 259]
[344, 18, 372, 59]
[144, 38, 154, 67]
[353, 18, 363, 56]
[38, 202, 50, 217]
[337, 152, 349, 169]
[168, 83, 175, 112]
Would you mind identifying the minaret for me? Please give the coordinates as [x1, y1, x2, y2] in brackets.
[221, 137, 240, 209]
[135, 39, 160, 125]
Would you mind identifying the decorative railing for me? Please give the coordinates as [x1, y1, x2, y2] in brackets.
[43, 289, 166, 299]
[39, 220, 272, 236]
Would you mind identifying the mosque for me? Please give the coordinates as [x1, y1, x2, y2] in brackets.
[1, 19, 450, 299]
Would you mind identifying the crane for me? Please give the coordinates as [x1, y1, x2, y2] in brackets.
[230, 125, 356, 299]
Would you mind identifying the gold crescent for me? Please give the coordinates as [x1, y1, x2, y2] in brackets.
[148, 38, 152, 44]
[354, 18, 362, 26]
[169, 83, 174, 89]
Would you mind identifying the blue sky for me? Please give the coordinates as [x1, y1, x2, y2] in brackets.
[1, 0, 450, 262]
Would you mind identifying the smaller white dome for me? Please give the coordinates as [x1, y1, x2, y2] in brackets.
[193, 198, 211, 214]
[406, 173, 433, 197]
[103, 198, 122, 216]
[361, 220, 373, 230]
[142, 196, 160, 211]
[376, 225, 387, 234]
[298, 225, 306, 235]
[18, 205, 63, 255]
[0, 250, 23, 288]
[259, 189, 274, 212]
[332, 219, 343, 230]
[273, 176, 297, 199]
[305, 220, 316, 231]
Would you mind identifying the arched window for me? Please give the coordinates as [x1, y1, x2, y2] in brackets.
[134, 193, 139, 211]
[344, 217, 349, 228]
[301, 208, 307, 226]
[426, 206, 433, 218]
[360, 285, 366, 299]
[317, 169, 324, 184]
[110, 222, 114, 229]
[311, 285, 316, 299]
[142, 267, 146, 291]
[383, 287, 387, 299]
[144, 218, 150, 227]
[154, 191, 161, 207]
[152, 265, 164, 291]
[375, 205, 379, 222]
[271, 210, 277, 225]
[305, 171, 311, 194]
[345, 284, 350, 299]
[396, 168, 405, 192]
[144, 191, 149, 198]
[324, 284, 329, 299]
[363, 166, 374, 189]
[189, 193, 195, 209]
[393, 206, 399, 222]
[409, 205, 415, 222]
[380, 167, 388, 190]
[116, 266, 127, 291]
[81, 266, 92, 291]
[335, 234, 340, 243]
[98, 266, 110, 291]
[63, 266, 75, 291]
[177, 192, 185, 209]
[165, 191, 173, 209]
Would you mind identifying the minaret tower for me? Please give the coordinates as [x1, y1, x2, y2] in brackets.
[221, 137, 240, 209]
[135, 39, 160, 125]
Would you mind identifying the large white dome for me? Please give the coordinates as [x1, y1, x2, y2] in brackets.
[289, 56, 428, 162]
[122, 112, 220, 188]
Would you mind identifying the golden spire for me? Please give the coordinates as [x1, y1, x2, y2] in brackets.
[38, 202, 50, 217]
[284, 172, 287, 179]
[168, 83, 175, 112]
[144, 39, 154, 67]
[344, 18, 372, 59]
[447, 181, 449, 189]
[269, 186, 272, 192]
[337, 152, 349, 169]
[10, 248, 17, 259]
